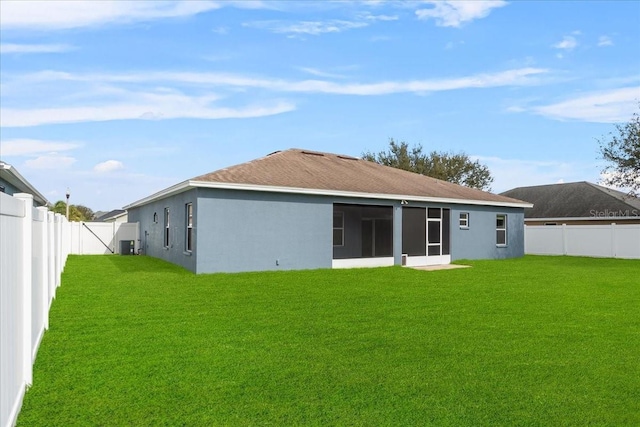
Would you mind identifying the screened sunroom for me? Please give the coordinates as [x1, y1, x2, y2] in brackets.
[332, 204, 395, 268]
[332, 203, 451, 268]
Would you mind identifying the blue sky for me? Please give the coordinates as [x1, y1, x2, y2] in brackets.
[1, 0, 639, 211]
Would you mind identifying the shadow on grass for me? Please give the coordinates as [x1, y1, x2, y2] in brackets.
[102, 254, 194, 274]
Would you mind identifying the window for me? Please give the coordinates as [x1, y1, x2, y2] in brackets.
[164, 208, 170, 248]
[496, 214, 507, 246]
[185, 203, 193, 252]
[333, 211, 344, 246]
[459, 212, 469, 228]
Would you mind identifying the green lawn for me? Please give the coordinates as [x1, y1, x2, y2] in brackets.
[18, 255, 640, 426]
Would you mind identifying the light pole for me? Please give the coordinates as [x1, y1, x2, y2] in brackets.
[65, 188, 70, 220]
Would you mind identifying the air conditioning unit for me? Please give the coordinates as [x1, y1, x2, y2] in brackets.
[120, 240, 135, 255]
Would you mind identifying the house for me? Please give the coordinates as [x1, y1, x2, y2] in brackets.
[125, 149, 532, 274]
[501, 182, 640, 226]
[95, 209, 128, 223]
[0, 160, 49, 207]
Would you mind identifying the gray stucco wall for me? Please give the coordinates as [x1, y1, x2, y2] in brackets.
[450, 206, 525, 260]
[129, 188, 525, 273]
[128, 189, 198, 272]
[196, 189, 333, 273]
[0, 178, 20, 196]
[0, 178, 43, 207]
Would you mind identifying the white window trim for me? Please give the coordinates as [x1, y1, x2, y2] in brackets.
[496, 214, 507, 246]
[459, 212, 469, 229]
[185, 203, 193, 252]
[164, 207, 170, 248]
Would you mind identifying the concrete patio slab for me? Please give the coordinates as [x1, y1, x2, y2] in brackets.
[409, 264, 471, 271]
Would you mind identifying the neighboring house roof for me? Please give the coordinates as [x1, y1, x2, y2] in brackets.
[0, 160, 49, 206]
[93, 210, 108, 220]
[95, 209, 127, 222]
[125, 148, 531, 209]
[500, 181, 640, 220]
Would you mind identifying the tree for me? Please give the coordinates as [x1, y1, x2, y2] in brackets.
[50, 201, 95, 221]
[75, 205, 95, 221]
[598, 107, 640, 195]
[362, 139, 494, 191]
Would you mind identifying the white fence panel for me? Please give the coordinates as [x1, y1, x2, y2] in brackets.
[0, 193, 28, 427]
[523, 225, 565, 255]
[69, 222, 139, 255]
[0, 193, 71, 427]
[69, 222, 81, 257]
[1, 196, 140, 427]
[31, 207, 48, 358]
[565, 225, 611, 258]
[613, 225, 640, 259]
[525, 224, 640, 259]
[80, 222, 115, 254]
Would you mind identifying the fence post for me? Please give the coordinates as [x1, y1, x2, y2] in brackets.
[48, 211, 55, 303]
[561, 223, 567, 255]
[55, 214, 63, 286]
[611, 223, 616, 258]
[37, 207, 50, 330]
[15, 194, 34, 386]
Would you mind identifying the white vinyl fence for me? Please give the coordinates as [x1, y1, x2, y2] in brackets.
[525, 224, 640, 259]
[69, 221, 139, 255]
[1, 192, 140, 427]
[1, 193, 69, 427]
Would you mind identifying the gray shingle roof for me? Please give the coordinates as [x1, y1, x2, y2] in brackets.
[95, 209, 126, 221]
[500, 181, 640, 218]
[192, 148, 526, 205]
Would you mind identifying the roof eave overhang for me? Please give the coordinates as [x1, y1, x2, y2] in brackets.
[0, 164, 50, 206]
[123, 180, 191, 209]
[124, 180, 533, 209]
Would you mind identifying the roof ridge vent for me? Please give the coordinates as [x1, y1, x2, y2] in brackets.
[337, 155, 358, 160]
[301, 150, 325, 156]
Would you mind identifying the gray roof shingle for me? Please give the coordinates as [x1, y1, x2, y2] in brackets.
[192, 148, 526, 205]
[500, 181, 640, 218]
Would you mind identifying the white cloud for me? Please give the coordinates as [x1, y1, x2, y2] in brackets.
[415, 1, 507, 27]
[8, 66, 548, 94]
[0, 43, 75, 54]
[1, 67, 549, 127]
[1, 98, 296, 127]
[94, 160, 124, 173]
[243, 19, 369, 35]
[553, 35, 578, 50]
[211, 26, 229, 35]
[0, 139, 81, 155]
[359, 13, 399, 22]
[532, 86, 640, 123]
[0, 1, 221, 30]
[598, 35, 613, 47]
[24, 153, 76, 169]
[297, 67, 347, 79]
[474, 156, 596, 193]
